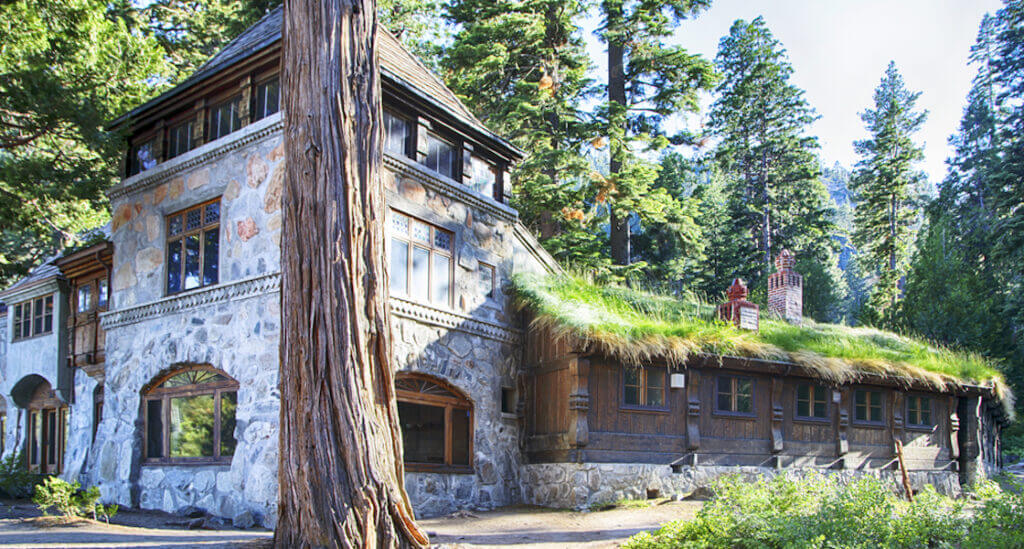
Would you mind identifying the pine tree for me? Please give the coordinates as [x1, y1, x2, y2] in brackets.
[850, 62, 928, 326]
[443, 0, 611, 272]
[708, 17, 836, 292]
[0, 0, 169, 283]
[598, 0, 716, 266]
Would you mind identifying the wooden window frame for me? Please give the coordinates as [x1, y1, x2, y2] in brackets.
[621, 368, 668, 412]
[396, 374, 473, 474]
[794, 382, 830, 422]
[251, 74, 281, 122]
[714, 375, 755, 417]
[26, 404, 66, 474]
[852, 388, 886, 426]
[420, 129, 459, 180]
[906, 394, 934, 430]
[127, 130, 160, 177]
[165, 197, 221, 295]
[383, 108, 414, 158]
[207, 94, 243, 142]
[12, 295, 53, 341]
[166, 118, 195, 160]
[468, 153, 500, 201]
[388, 210, 454, 308]
[142, 364, 239, 465]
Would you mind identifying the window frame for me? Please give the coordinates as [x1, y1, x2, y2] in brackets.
[906, 394, 935, 430]
[395, 373, 473, 474]
[794, 382, 830, 422]
[165, 198, 221, 295]
[621, 368, 669, 412]
[252, 74, 281, 122]
[714, 375, 755, 417]
[207, 94, 243, 142]
[166, 118, 194, 160]
[12, 295, 53, 341]
[388, 210, 454, 308]
[142, 364, 239, 465]
[420, 129, 459, 180]
[852, 388, 886, 426]
[127, 131, 160, 177]
[383, 109, 414, 158]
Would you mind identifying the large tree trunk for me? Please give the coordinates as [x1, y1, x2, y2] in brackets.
[276, 0, 428, 546]
[606, 0, 629, 266]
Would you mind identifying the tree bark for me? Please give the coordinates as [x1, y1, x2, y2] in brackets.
[276, 0, 428, 546]
[606, 0, 629, 266]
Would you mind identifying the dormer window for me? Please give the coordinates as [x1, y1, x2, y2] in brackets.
[383, 110, 411, 157]
[208, 97, 242, 141]
[167, 121, 193, 159]
[128, 137, 158, 176]
[422, 131, 456, 179]
[253, 77, 280, 121]
[469, 155, 497, 198]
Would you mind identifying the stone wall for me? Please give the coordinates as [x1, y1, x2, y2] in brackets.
[520, 462, 962, 510]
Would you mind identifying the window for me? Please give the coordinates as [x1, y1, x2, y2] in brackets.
[468, 155, 497, 198]
[97, 279, 109, 309]
[128, 137, 158, 176]
[166, 199, 220, 294]
[716, 376, 753, 415]
[208, 96, 242, 141]
[623, 368, 666, 408]
[383, 110, 411, 157]
[854, 389, 884, 423]
[389, 211, 452, 306]
[253, 77, 280, 121]
[479, 263, 495, 300]
[421, 131, 456, 179]
[167, 121, 193, 159]
[501, 387, 516, 415]
[396, 374, 472, 472]
[12, 295, 53, 341]
[907, 395, 933, 427]
[77, 285, 91, 313]
[143, 365, 238, 463]
[795, 383, 828, 420]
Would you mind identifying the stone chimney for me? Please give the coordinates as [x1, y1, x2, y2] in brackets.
[718, 278, 759, 331]
[768, 249, 802, 324]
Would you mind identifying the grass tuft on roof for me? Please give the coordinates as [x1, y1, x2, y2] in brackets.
[512, 273, 1012, 411]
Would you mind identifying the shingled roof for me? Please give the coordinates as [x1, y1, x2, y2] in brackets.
[112, 7, 519, 157]
[0, 258, 61, 300]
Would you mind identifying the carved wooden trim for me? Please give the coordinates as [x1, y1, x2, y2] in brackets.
[770, 377, 784, 453]
[948, 395, 960, 459]
[568, 358, 590, 454]
[686, 368, 701, 451]
[892, 390, 906, 446]
[836, 387, 850, 457]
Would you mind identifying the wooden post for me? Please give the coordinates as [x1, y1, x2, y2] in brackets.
[567, 358, 590, 462]
[894, 439, 914, 502]
[836, 388, 849, 463]
[686, 369, 701, 451]
[770, 377, 783, 454]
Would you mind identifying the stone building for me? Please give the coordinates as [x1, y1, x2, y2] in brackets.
[0, 6, 1008, 529]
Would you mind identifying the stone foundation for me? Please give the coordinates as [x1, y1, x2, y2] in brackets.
[520, 462, 962, 510]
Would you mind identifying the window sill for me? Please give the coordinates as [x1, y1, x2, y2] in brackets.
[712, 411, 757, 420]
[143, 458, 233, 467]
[12, 331, 54, 343]
[852, 421, 888, 430]
[793, 416, 831, 424]
[907, 424, 936, 432]
[165, 282, 220, 300]
[620, 405, 670, 414]
[405, 463, 473, 475]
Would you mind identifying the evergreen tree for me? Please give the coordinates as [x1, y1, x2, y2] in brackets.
[0, 0, 169, 283]
[443, 0, 612, 272]
[598, 0, 716, 266]
[708, 17, 836, 294]
[139, 0, 280, 82]
[850, 62, 928, 327]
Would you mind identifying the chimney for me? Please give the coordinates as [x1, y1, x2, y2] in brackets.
[718, 278, 759, 331]
[768, 249, 802, 324]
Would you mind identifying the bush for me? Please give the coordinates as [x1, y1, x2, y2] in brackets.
[623, 473, 986, 549]
[32, 477, 118, 523]
[0, 452, 43, 499]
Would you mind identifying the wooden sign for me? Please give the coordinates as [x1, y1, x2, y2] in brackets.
[739, 306, 758, 331]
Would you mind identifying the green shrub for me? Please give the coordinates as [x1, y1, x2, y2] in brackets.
[32, 477, 118, 523]
[0, 452, 43, 499]
[623, 473, 986, 549]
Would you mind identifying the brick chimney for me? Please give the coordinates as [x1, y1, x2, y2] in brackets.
[718, 278, 759, 331]
[768, 249, 802, 324]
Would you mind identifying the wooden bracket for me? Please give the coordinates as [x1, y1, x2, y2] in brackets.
[836, 387, 850, 457]
[686, 369, 701, 451]
[567, 358, 590, 452]
[770, 377, 784, 453]
[948, 395, 960, 460]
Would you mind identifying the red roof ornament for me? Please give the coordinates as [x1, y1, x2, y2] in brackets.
[718, 278, 759, 331]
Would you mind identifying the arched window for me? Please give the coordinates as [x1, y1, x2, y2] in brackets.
[143, 365, 238, 464]
[396, 374, 472, 473]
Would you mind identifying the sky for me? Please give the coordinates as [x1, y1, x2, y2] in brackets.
[583, 0, 1003, 183]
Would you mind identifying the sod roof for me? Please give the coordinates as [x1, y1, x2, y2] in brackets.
[512, 274, 1012, 412]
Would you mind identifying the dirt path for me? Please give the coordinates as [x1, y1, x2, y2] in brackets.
[0, 517, 272, 548]
[420, 501, 702, 548]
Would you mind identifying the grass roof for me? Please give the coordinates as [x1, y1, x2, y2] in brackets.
[512, 274, 1012, 411]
